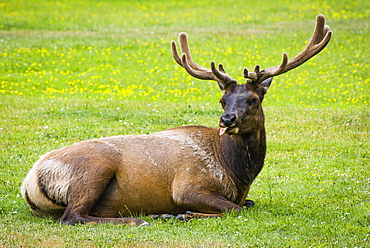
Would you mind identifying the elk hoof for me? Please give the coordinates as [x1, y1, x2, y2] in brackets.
[125, 217, 150, 226]
[243, 200, 255, 208]
[150, 214, 177, 220]
[176, 211, 194, 221]
[139, 221, 150, 227]
[150, 213, 193, 221]
[176, 214, 185, 221]
[161, 214, 176, 220]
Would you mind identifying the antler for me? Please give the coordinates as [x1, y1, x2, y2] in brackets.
[244, 14, 333, 84]
[171, 32, 236, 85]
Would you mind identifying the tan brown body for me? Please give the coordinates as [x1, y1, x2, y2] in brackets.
[21, 15, 332, 226]
[22, 126, 263, 225]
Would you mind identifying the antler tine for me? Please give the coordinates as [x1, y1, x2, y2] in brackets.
[171, 40, 183, 67]
[245, 52, 289, 84]
[308, 14, 329, 46]
[171, 33, 218, 81]
[284, 14, 332, 72]
[211, 62, 237, 84]
[244, 14, 332, 84]
[171, 32, 236, 84]
[177, 32, 205, 71]
[179, 53, 216, 81]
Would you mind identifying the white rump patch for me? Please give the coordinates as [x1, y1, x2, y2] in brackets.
[37, 159, 75, 206]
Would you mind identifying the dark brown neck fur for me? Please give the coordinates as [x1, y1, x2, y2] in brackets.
[219, 127, 266, 188]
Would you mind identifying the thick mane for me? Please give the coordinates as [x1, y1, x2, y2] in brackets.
[220, 128, 266, 189]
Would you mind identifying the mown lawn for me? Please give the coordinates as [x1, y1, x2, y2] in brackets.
[0, 0, 369, 247]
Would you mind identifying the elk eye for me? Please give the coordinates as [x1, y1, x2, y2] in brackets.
[250, 98, 259, 105]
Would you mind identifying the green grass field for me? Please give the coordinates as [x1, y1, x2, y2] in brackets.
[1, 0, 369, 247]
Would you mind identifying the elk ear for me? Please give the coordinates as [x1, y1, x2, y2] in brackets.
[218, 82, 227, 95]
[259, 77, 273, 95]
[218, 81, 236, 95]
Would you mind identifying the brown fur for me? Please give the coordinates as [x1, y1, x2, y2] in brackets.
[22, 123, 265, 225]
[21, 17, 331, 225]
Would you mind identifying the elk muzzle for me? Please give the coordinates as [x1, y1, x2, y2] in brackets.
[219, 113, 239, 135]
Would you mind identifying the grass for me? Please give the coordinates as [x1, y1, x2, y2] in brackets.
[0, 0, 369, 247]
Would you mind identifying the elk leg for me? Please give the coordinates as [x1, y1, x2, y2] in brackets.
[152, 205, 253, 222]
[60, 170, 149, 226]
[61, 174, 149, 226]
[59, 142, 149, 226]
[239, 186, 255, 208]
[174, 201, 252, 221]
[176, 211, 223, 221]
[150, 212, 222, 221]
[173, 186, 243, 215]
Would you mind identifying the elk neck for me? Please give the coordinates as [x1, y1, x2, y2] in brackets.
[218, 116, 267, 188]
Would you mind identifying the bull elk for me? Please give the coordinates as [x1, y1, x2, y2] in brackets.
[21, 15, 332, 226]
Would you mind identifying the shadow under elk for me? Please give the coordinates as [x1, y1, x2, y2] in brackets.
[21, 14, 332, 226]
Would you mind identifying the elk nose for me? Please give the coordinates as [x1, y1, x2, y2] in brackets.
[220, 113, 237, 127]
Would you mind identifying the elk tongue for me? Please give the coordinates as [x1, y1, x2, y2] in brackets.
[219, 127, 228, 136]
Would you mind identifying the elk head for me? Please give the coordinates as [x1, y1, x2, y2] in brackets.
[171, 14, 332, 136]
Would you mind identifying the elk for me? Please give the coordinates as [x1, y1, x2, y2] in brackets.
[21, 15, 332, 226]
